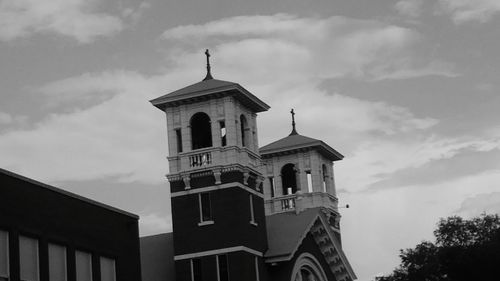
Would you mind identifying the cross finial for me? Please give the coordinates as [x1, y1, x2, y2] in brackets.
[290, 108, 298, 135]
[203, 49, 213, 81]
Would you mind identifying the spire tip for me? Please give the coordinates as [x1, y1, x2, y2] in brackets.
[290, 108, 298, 135]
[203, 49, 213, 81]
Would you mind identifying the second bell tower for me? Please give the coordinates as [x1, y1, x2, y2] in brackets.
[150, 50, 270, 281]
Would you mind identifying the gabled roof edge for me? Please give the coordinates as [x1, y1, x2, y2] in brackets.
[264, 214, 321, 263]
[318, 214, 357, 280]
[264, 210, 357, 280]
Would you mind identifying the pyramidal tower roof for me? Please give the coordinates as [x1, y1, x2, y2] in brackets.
[259, 109, 343, 161]
[150, 49, 269, 112]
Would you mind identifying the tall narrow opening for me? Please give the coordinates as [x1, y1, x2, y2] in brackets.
[175, 129, 183, 153]
[254, 257, 260, 281]
[191, 112, 212, 150]
[269, 177, 275, 198]
[322, 164, 327, 192]
[306, 171, 312, 193]
[0, 230, 9, 281]
[217, 255, 229, 281]
[191, 259, 202, 281]
[219, 121, 226, 147]
[281, 163, 297, 195]
[249, 195, 256, 224]
[199, 192, 212, 222]
[240, 115, 248, 147]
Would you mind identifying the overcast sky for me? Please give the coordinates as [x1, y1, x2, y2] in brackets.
[1, 0, 500, 280]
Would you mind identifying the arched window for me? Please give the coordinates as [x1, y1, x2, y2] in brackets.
[240, 114, 248, 147]
[291, 253, 328, 281]
[300, 268, 321, 281]
[190, 112, 212, 150]
[281, 163, 297, 195]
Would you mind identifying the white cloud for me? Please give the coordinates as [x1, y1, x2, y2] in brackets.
[438, 0, 500, 24]
[395, 0, 424, 18]
[139, 212, 172, 236]
[121, 1, 151, 24]
[0, 111, 28, 127]
[0, 14, 455, 185]
[337, 135, 500, 192]
[0, 70, 170, 184]
[0, 112, 13, 124]
[457, 191, 500, 216]
[368, 60, 459, 81]
[0, 0, 123, 43]
[162, 14, 458, 82]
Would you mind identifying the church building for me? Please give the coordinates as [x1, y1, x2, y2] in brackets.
[142, 50, 356, 281]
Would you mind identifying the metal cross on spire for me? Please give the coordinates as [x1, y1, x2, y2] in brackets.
[290, 108, 298, 135]
[203, 49, 214, 81]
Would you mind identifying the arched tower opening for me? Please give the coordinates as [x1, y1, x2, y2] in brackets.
[281, 163, 297, 195]
[190, 112, 212, 150]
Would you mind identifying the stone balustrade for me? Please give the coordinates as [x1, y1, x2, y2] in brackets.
[167, 145, 261, 174]
[265, 191, 338, 215]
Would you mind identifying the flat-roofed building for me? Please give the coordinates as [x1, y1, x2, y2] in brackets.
[0, 168, 142, 281]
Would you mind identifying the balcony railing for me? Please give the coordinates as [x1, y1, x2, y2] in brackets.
[189, 151, 212, 167]
[167, 146, 261, 174]
[265, 192, 339, 215]
[280, 195, 296, 210]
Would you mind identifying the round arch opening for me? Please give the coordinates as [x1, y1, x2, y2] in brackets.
[281, 163, 297, 195]
[190, 112, 212, 150]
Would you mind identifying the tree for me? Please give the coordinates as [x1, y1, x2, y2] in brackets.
[376, 214, 500, 281]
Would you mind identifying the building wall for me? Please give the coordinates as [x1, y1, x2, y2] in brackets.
[171, 182, 268, 256]
[0, 171, 141, 281]
[140, 233, 175, 281]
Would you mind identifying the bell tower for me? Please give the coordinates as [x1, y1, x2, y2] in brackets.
[260, 110, 345, 239]
[150, 50, 270, 281]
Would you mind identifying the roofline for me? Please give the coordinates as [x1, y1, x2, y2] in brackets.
[0, 168, 139, 219]
[264, 211, 357, 280]
[149, 83, 235, 107]
[260, 141, 344, 161]
[150, 83, 270, 112]
[264, 213, 320, 262]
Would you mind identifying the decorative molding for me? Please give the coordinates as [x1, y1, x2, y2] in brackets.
[171, 182, 264, 198]
[212, 168, 222, 185]
[168, 162, 261, 181]
[255, 176, 263, 192]
[182, 173, 191, 190]
[314, 215, 357, 281]
[174, 246, 263, 261]
[243, 169, 250, 185]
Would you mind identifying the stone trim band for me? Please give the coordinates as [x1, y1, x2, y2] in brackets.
[174, 246, 263, 261]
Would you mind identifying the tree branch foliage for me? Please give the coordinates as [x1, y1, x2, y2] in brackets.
[376, 214, 500, 281]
